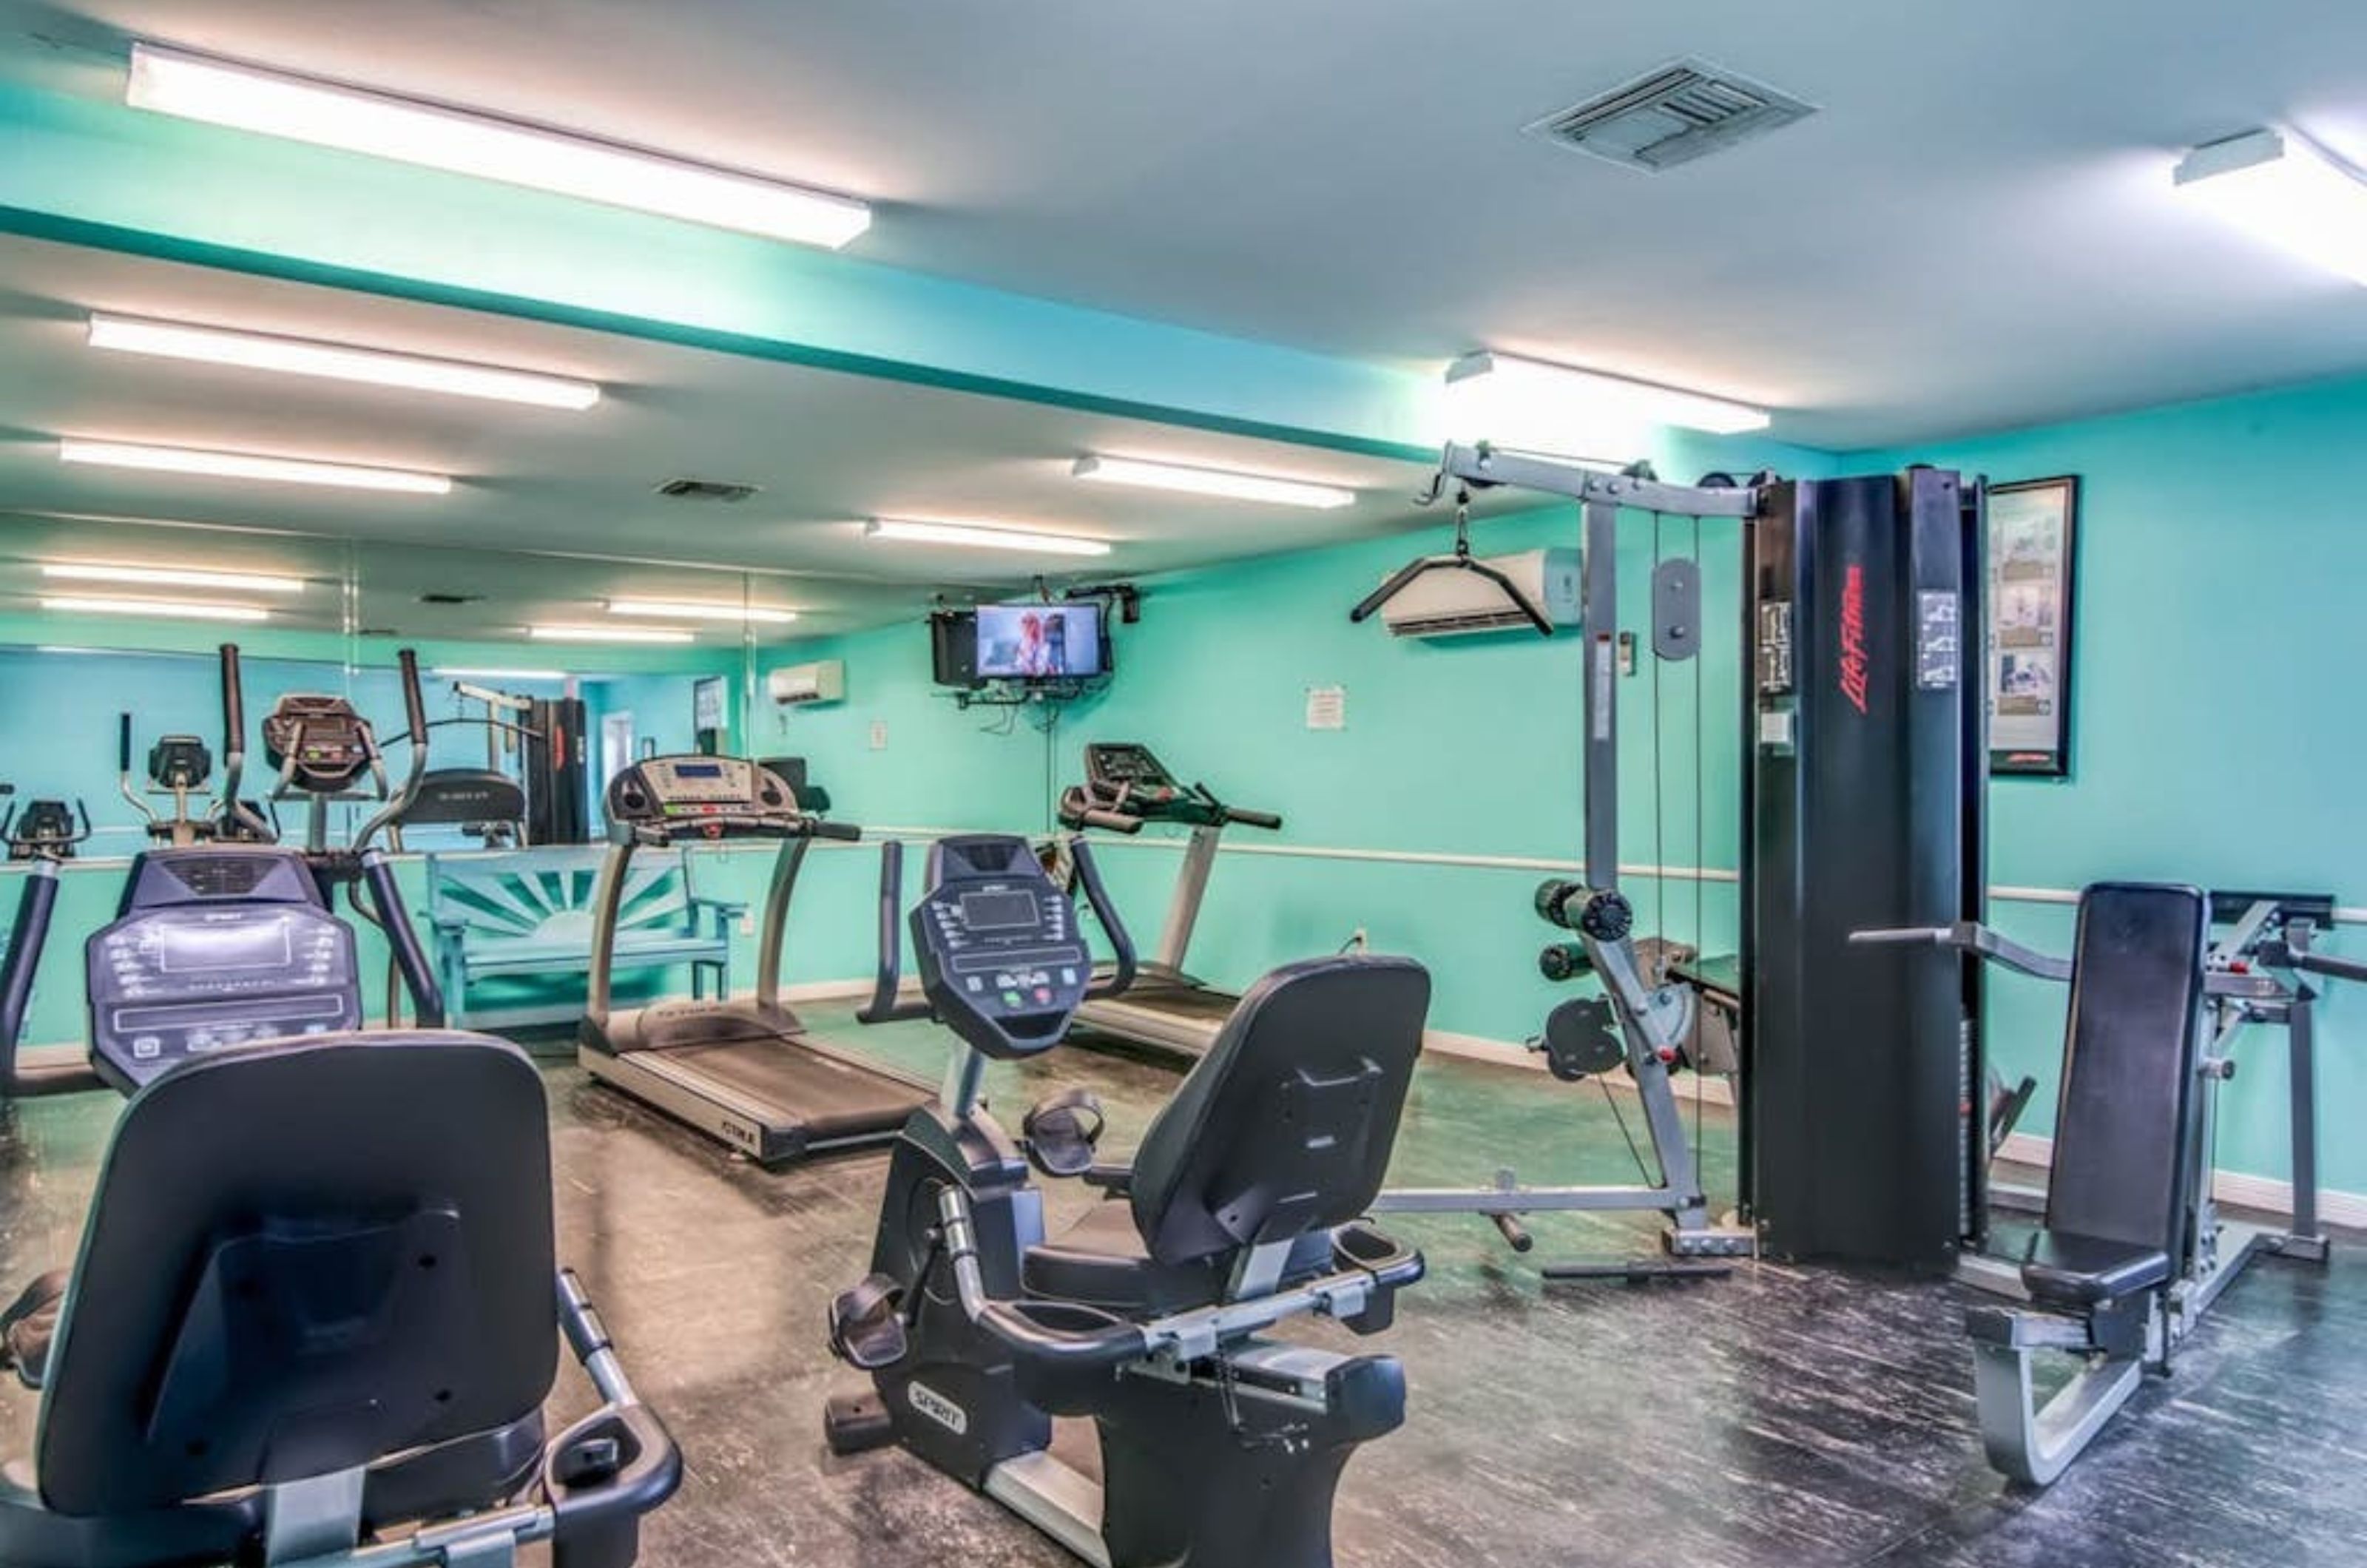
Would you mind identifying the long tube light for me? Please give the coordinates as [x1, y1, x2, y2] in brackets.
[607, 599, 798, 624]
[2174, 129, 2367, 285]
[1071, 455, 1356, 510]
[865, 518, 1112, 557]
[1442, 351, 1771, 451]
[43, 561, 308, 594]
[58, 439, 452, 495]
[126, 44, 873, 251]
[88, 314, 601, 409]
[528, 624, 695, 644]
[430, 666, 568, 681]
[41, 594, 269, 622]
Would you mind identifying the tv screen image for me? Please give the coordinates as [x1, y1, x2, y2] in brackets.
[975, 604, 1104, 680]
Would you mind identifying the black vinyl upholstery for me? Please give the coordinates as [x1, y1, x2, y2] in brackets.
[1022, 956, 1429, 1312]
[2024, 883, 2207, 1311]
[28, 1033, 559, 1519]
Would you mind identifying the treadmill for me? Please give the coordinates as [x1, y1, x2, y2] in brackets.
[1055, 741, 1281, 1058]
[578, 753, 934, 1164]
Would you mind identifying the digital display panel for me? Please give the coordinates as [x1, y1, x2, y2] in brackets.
[672, 762, 725, 779]
[158, 918, 293, 975]
[958, 890, 1039, 933]
[975, 604, 1104, 680]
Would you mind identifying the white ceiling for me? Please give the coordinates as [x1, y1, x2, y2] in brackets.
[0, 233, 1509, 645]
[6, 0, 2366, 447]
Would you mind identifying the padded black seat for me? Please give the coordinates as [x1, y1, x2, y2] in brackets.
[2022, 1232, 2171, 1310]
[1019, 954, 1429, 1318]
[1023, 1206, 1334, 1314]
[2016, 883, 2207, 1317]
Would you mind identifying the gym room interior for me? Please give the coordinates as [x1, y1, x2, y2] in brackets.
[0, 5, 2359, 1567]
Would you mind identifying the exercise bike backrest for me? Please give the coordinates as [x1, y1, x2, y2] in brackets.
[859, 834, 1134, 1059]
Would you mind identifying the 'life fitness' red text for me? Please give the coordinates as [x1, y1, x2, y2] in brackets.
[1838, 564, 1870, 714]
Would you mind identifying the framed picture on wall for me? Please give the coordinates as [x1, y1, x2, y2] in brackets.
[1987, 476, 2079, 778]
[692, 676, 727, 742]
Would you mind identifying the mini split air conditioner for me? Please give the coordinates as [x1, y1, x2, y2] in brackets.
[1377, 548, 1581, 638]
[766, 659, 845, 706]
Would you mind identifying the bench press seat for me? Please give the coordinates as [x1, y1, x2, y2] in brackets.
[2021, 1231, 2171, 1310]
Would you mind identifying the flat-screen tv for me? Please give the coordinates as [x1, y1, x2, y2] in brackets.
[974, 603, 1107, 680]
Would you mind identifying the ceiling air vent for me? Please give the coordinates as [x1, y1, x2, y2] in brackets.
[418, 592, 481, 606]
[1527, 58, 1815, 172]
[656, 478, 761, 503]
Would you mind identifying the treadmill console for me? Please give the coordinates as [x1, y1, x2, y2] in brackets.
[1083, 742, 1183, 808]
[87, 848, 361, 1093]
[605, 754, 799, 841]
[911, 835, 1093, 1059]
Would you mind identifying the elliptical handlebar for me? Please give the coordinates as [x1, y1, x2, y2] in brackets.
[1221, 804, 1283, 831]
[355, 649, 433, 853]
[216, 645, 274, 844]
[116, 714, 156, 825]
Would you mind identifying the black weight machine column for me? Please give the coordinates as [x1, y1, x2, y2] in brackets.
[1741, 470, 1986, 1271]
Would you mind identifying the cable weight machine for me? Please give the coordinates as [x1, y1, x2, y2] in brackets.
[1364, 445, 1760, 1277]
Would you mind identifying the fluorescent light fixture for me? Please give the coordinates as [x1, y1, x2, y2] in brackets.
[528, 624, 695, 644]
[126, 43, 874, 251]
[42, 561, 308, 594]
[1441, 351, 1771, 453]
[2175, 128, 2367, 285]
[41, 594, 269, 623]
[607, 599, 798, 624]
[431, 666, 568, 681]
[87, 313, 601, 410]
[1071, 455, 1356, 510]
[865, 518, 1112, 558]
[59, 439, 452, 495]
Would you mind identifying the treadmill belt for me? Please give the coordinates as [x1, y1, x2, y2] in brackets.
[1149, 988, 1243, 1021]
[673, 1041, 928, 1142]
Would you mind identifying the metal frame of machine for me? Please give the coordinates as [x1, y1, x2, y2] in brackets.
[1365, 444, 1758, 1272]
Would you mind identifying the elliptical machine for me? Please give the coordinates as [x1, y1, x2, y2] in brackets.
[3, 797, 90, 862]
[0, 791, 95, 1096]
[0, 646, 443, 1103]
[825, 833, 1431, 1568]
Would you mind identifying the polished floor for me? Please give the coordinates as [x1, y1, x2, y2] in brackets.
[2, 1011, 2360, 1568]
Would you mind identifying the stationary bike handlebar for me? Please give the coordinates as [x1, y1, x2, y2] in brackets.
[1223, 805, 1283, 831]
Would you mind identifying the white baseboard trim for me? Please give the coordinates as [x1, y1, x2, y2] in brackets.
[1997, 1129, 2366, 1229]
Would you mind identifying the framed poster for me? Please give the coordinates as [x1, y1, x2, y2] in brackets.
[1987, 476, 2078, 778]
[692, 676, 727, 740]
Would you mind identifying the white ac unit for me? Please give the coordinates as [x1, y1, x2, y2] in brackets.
[766, 659, 845, 706]
[1378, 548, 1581, 638]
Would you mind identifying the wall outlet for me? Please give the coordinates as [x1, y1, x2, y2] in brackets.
[869, 720, 888, 751]
[740, 913, 755, 937]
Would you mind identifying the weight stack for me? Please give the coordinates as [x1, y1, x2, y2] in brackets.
[1740, 470, 1988, 1272]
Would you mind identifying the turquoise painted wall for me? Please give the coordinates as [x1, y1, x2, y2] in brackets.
[1846, 371, 2367, 1200]
[755, 397, 2367, 1201]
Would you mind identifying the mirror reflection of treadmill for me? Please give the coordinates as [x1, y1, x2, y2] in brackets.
[1064, 743, 1279, 1059]
[576, 754, 933, 1164]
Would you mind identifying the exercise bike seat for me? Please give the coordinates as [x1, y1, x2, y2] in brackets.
[1019, 955, 1429, 1319]
[2020, 1229, 2171, 1311]
[1023, 1205, 1332, 1314]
